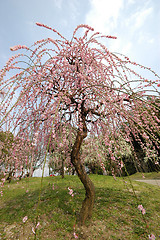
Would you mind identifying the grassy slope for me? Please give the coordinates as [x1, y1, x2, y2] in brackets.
[129, 171, 160, 180]
[0, 174, 160, 240]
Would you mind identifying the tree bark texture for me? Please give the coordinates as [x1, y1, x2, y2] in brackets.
[61, 157, 64, 179]
[71, 128, 95, 225]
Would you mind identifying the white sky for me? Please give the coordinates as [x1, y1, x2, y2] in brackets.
[0, 0, 159, 74]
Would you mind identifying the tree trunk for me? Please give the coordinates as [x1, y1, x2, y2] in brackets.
[61, 158, 64, 179]
[71, 129, 95, 225]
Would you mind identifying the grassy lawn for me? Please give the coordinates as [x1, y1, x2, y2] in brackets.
[0, 174, 160, 239]
[129, 171, 160, 180]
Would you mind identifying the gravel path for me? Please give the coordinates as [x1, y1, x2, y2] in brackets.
[135, 179, 160, 186]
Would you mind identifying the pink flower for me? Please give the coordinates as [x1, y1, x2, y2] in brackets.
[36, 222, 40, 229]
[23, 216, 28, 223]
[1, 178, 5, 182]
[142, 208, 146, 215]
[120, 161, 123, 168]
[148, 234, 156, 240]
[10, 46, 19, 51]
[68, 187, 74, 197]
[10, 45, 29, 51]
[36, 22, 43, 27]
[138, 205, 146, 214]
[111, 156, 115, 161]
[35, 132, 38, 137]
[73, 232, 78, 238]
[138, 205, 143, 211]
[32, 227, 35, 234]
[52, 184, 54, 190]
[59, 143, 63, 148]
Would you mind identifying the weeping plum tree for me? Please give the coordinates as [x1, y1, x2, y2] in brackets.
[0, 23, 160, 225]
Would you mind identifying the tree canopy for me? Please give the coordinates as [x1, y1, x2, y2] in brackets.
[0, 23, 160, 224]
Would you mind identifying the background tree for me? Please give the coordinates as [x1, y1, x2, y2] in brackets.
[0, 129, 47, 180]
[127, 96, 160, 173]
[0, 23, 159, 224]
[0, 130, 14, 181]
[82, 134, 134, 176]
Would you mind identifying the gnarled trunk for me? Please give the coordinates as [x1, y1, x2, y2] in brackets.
[61, 158, 65, 179]
[71, 129, 95, 225]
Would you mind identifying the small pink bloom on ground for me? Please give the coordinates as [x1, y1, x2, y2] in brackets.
[52, 184, 54, 190]
[36, 222, 40, 229]
[68, 187, 74, 197]
[23, 216, 28, 223]
[148, 234, 156, 240]
[142, 208, 146, 215]
[73, 232, 78, 238]
[138, 205, 143, 211]
[32, 227, 35, 234]
[138, 205, 146, 214]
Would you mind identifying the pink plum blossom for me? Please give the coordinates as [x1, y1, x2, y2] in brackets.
[138, 205, 143, 211]
[36, 222, 40, 229]
[32, 227, 35, 234]
[148, 234, 156, 240]
[138, 205, 146, 215]
[141, 208, 146, 215]
[23, 216, 28, 223]
[73, 232, 78, 238]
[68, 187, 74, 197]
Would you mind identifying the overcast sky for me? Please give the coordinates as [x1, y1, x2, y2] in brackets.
[0, 0, 159, 74]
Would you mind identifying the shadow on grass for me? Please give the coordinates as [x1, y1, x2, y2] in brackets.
[0, 180, 140, 224]
[1, 175, 159, 239]
[0, 182, 82, 225]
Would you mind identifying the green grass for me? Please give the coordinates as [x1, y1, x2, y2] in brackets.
[129, 171, 160, 180]
[0, 174, 160, 239]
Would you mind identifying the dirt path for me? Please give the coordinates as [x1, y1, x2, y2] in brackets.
[135, 179, 160, 186]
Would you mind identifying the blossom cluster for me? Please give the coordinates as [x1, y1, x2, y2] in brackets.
[68, 187, 74, 197]
[138, 204, 146, 215]
[10, 45, 29, 51]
